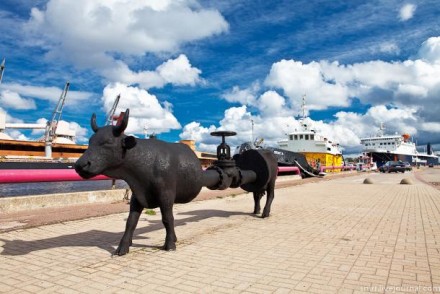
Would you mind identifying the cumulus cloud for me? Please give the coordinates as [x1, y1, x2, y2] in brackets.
[183, 36, 440, 152]
[24, 0, 227, 88]
[180, 105, 299, 152]
[157, 54, 202, 86]
[102, 83, 181, 135]
[0, 83, 92, 105]
[399, 4, 416, 21]
[0, 90, 37, 110]
[265, 36, 440, 122]
[222, 82, 260, 105]
[265, 60, 350, 113]
[417, 36, 440, 63]
[99, 54, 203, 89]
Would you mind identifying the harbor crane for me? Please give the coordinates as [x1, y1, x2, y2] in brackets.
[44, 81, 70, 157]
[0, 58, 5, 83]
[105, 94, 121, 125]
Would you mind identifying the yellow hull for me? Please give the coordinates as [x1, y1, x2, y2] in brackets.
[301, 152, 344, 172]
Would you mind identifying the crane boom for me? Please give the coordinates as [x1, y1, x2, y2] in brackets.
[0, 58, 5, 83]
[106, 94, 121, 125]
[44, 81, 70, 157]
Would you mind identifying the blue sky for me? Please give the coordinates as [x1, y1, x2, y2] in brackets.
[0, 0, 439, 155]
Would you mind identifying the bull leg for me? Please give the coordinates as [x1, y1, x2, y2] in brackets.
[253, 191, 264, 214]
[261, 181, 275, 218]
[160, 204, 177, 251]
[114, 196, 143, 256]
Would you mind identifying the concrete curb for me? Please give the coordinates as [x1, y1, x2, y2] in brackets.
[0, 189, 130, 213]
[0, 175, 303, 213]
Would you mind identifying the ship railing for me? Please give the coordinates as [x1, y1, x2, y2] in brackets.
[320, 165, 356, 172]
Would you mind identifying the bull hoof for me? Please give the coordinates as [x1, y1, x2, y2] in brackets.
[253, 209, 261, 214]
[261, 211, 270, 218]
[113, 239, 131, 256]
[163, 242, 176, 251]
[113, 246, 129, 256]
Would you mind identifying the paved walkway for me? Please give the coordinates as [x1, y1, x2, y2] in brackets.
[1, 170, 440, 293]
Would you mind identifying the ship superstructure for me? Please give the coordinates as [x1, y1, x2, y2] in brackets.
[277, 95, 343, 171]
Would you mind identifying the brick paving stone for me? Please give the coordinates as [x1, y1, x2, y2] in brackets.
[1, 171, 440, 293]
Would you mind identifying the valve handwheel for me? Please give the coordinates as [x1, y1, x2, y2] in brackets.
[210, 131, 237, 138]
[211, 131, 236, 160]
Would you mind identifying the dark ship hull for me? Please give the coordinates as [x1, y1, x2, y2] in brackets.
[236, 142, 321, 178]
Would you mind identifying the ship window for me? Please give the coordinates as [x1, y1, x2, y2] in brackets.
[327, 147, 331, 151]
[305, 135, 309, 140]
[289, 135, 293, 140]
[300, 135, 303, 139]
[310, 135, 314, 140]
[294, 135, 298, 140]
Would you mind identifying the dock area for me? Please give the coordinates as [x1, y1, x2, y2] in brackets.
[1, 169, 440, 293]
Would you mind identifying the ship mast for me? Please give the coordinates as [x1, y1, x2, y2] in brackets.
[0, 58, 5, 84]
[301, 94, 306, 120]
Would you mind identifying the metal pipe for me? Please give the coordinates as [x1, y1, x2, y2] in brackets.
[239, 170, 257, 185]
[277, 166, 300, 174]
[0, 169, 110, 183]
[202, 169, 221, 188]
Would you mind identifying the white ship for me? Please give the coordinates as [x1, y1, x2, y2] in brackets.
[277, 96, 344, 171]
[360, 123, 438, 167]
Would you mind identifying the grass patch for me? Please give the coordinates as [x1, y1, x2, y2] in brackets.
[144, 209, 156, 215]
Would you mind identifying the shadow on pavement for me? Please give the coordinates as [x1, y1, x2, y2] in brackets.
[0, 209, 251, 256]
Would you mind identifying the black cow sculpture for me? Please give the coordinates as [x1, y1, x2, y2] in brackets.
[75, 109, 278, 255]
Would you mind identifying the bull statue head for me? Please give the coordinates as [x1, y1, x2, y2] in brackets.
[75, 109, 136, 179]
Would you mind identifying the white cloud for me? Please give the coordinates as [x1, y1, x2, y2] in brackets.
[180, 105, 299, 152]
[180, 121, 217, 145]
[256, 91, 288, 117]
[265, 60, 350, 113]
[222, 82, 260, 105]
[0, 90, 37, 110]
[378, 42, 400, 55]
[399, 4, 416, 21]
[24, 0, 228, 88]
[264, 37, 440, 122]
[156, 54, 202, 86]
[100, 54, 203, 88]
[102, 83, 181, 135]
[0, 83, 92, 104]
[417, 37, 440, 63]
[184, 36, 440, 153]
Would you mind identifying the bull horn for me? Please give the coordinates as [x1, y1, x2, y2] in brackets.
[91, 113, 99, 133]
[113, 109, 129, 135]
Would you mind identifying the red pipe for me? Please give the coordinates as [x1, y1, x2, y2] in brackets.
[277, 166, 300, 174]
[0, 169, 110, 184]
[0, 166, 301, 184]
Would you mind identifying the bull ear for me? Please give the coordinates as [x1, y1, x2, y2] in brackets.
[122, 136, 137, 149]
[113, 109, 129, 136]
[91, 113, 99, 133]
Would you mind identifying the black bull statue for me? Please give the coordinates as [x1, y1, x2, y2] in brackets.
[75, 109, 278, 255]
